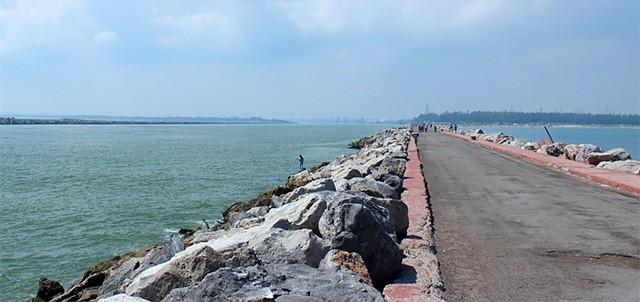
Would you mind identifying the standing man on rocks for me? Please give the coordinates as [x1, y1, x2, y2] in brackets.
[299, 154, 304, 171]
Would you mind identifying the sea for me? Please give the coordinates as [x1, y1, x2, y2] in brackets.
[1, 124, 638, 301]
[0, 124, 392, 302]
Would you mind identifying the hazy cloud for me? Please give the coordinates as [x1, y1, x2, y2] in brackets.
[93, 30, 118, 43]
[275, 0, 374, 33]
[451, 0, 503, 26]
[0, 0, 92, 54]
[152, 10, 239, 47]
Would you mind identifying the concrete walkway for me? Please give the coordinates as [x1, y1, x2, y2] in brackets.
[419, 133, 640, 301]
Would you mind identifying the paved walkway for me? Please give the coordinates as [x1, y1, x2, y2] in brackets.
[419, 133, 640, 301]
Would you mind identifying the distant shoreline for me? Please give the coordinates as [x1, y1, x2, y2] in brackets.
[0, 117, 294, 125]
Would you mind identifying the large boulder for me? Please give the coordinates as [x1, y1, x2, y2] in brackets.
[608, 148, 632, 161]
[586, 152, 615, 165]
[125, 246, 259, 301]
[362, 195, 409, 240]
[373, 156, 407, 178]
[537, 142, 568, 157]
[318, 199, 403, 289]
[348, 178, 400, 200]
[379, 174, 403, 194]
[504, 138, 529, 148]
[319, 249, 373, 286]
[332, 166, 364, 179]
[160, 264, 384, 302]
[263, 193, 329, 234]
[523, 141, 539, 151]
[248, 229, 330, 267]
[481, 132, 513, 144]
[281, 178, 336, 203]
[37, 278, 64, 301]
[98, 294, 150, 301]
[286, 170, 314, 188]
[597, 160, 640, 175]
[575, 144, 603, 163]
[564, 144, 580, 160]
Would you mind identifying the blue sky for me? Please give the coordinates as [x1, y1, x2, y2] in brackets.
[1, 0, 638, 119]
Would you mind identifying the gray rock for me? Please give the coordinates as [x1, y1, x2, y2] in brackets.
[348, 178, 400, 200]
[142, 234, 184, 269]
[228, 212, 253, 227]
[597, 159, 640, 175]
[283, 178, 336, 203]
[608, 148, 632, 161]
[332, 166, 364, 179]
[378, 174, 403, 194]
[563, 144, 580, 160]
[389, 150, 408, 159]
[481, 132, 513, 144]
[362, 195, 409, 241]
[523, 141, 539, 151]
[264, 193, 328, 234]
[160, 264, 384, 302]
[246, 206, 270, 217]
[318, 200, 403, 289]
[99, 257, 144, 297]
[37, 277, 64, 301]
[250, 229, 329, 267]
[575, 144, 603, 162]
[319, 249, 373, 286]
[505, 138, 529, 148]
[191, 230, 226, 244]
[586, 152, 615, 165]
[286, 170, 313, 188]
[374, 156, 406, 178]
[125, 246, 259, 301]
[98, 294, 150, 302]
[536, 142, 568, 157]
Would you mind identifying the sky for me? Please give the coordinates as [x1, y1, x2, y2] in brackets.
[0, 0, 638, 120]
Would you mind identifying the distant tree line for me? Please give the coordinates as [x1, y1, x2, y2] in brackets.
[413, 111, 640, 125]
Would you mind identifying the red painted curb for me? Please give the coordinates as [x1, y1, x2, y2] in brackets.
[383, 138, 442, 302]
[443, 132, 640, 197]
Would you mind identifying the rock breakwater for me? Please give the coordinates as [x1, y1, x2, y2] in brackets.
[34, 128, 413, 302]
[459, 129, 640, 175]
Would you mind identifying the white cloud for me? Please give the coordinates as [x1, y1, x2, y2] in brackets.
[274, 0, 508, 34]
[93, 30, 118, 43]
[152, 10, 239, 47]
[0, 0, 92, 54]
[451, 0, 503, 26]
[273, 0, 375, 33]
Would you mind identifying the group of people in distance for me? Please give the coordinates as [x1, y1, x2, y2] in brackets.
[415, 123, 458, 133]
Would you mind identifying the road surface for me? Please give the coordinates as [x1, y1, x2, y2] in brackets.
[417, 133, 640, 301]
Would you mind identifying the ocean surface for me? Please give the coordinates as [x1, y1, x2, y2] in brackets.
[0, 124, 392, 302]
[461, 126, 640, 159]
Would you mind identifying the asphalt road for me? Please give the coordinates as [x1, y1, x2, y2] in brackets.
[418, 133, 640, 302]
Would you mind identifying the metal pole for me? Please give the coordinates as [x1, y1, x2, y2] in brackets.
[544, 126, 554, 143]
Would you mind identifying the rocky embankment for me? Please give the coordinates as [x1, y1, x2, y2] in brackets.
[460, 129, 640, 175]
[31, 128, 413, 302]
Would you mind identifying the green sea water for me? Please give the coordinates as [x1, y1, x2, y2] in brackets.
[0, 124, 391, 301]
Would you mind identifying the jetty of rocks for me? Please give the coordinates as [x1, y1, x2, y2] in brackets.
[33, 128, 419, 302]
[459, 129, 639, 175]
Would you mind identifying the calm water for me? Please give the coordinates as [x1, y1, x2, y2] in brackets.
[463, 126, 640, 159]
[0, 124, 392, 302]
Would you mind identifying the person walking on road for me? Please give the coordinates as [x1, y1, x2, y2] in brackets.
[299, 154, 304, 171]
